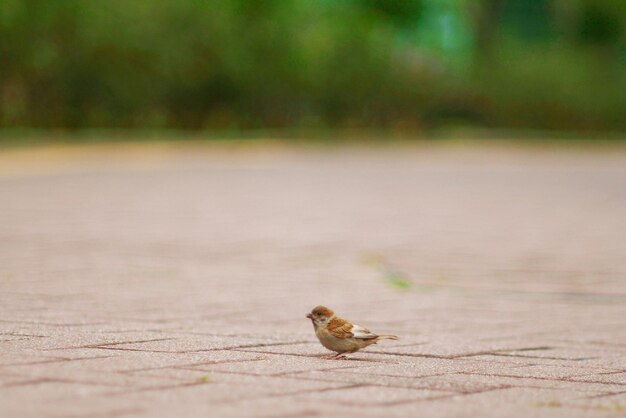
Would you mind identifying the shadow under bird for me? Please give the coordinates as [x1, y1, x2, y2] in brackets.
[306, 305, 398, 359]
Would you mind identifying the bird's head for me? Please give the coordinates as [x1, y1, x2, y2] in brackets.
[306, 305, 334, 326]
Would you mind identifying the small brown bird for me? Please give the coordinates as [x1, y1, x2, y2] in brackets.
[306, 305, 398, 359]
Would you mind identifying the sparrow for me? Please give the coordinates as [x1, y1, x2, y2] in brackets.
[306, 305, 398, 359]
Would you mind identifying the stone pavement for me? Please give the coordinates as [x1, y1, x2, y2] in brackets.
[0, 141, 625, 417]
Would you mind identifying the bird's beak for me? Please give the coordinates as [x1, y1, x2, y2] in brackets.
[306, 313, 313, 319]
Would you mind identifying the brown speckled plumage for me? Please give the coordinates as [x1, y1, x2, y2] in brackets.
[306, 305, 398, 359]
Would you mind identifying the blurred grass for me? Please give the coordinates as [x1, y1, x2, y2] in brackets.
[1, 127, 624, 152]
[384, 273, 413, 292]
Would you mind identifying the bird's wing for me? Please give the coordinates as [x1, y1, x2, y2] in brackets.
[326, 317, 355, 339]
[350, 323, 379, 340]
[327, 317, 378, 340]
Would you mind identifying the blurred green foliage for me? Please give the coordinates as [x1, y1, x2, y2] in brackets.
[0, 0, 624, 133]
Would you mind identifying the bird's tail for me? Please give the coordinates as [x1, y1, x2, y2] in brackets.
[376, 335, 399, 340]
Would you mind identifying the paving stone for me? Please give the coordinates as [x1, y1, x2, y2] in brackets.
[1, 143, 625, 417]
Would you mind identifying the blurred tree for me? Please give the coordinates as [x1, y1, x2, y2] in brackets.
[501, 0, 554, 40]
[470, 0, 503, 60]
[577, 0, 624, 47]
[0, 0, 624, 133]
[359, 0, 423, 27]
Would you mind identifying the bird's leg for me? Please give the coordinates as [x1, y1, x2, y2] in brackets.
[332, 353, 348, 360]
[322, 353, 344, 360]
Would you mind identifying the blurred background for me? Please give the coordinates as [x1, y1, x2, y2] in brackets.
[1, 0, 625, 139]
